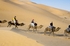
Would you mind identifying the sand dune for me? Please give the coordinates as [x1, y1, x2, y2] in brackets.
[38, 4, 70, 19]
[0, 0, 70, 46]
[0, 27, 43, 46]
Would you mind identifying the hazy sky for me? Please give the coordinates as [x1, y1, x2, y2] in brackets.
[31, 0, 70, 11]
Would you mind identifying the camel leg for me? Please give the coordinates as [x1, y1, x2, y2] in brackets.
[44, 30, 47, 35]
[51, 28, 54, 36]
[15, 26, 18, 28]
[7, 24, 9, 27]
[44, 28, 48, 35]
[49, 30, 52, 36]
[35, 28, 37, 33]
[50, 29, 55, 36]
[15, 24, 18, 28]
[64, 33, 69, 39]
[64, 31, 70, 39]
[7, 24, 11, 27]
[36, 28, 37, 33]
[64, 31, 67, 36]
[52, 32, 55, 36]
[35, 27, 37, 33]
[49, 31, 55, 36]
[28, 27, 30, 31]
[32, 28, 34, 32]
[28, 25, 32, 31]
[64, 31, 68, 38]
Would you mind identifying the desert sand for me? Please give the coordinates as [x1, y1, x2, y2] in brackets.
[0, 0, 70, 46]
[0, 27, 43, 46]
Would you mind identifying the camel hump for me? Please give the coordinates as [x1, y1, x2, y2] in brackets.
[3, 20, 7, 22]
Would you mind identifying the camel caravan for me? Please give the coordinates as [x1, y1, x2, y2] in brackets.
[1, 16, 70, 38]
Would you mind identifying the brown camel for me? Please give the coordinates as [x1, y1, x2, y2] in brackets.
[44, 27, 61, 36]
[0, 20, 7, 23]
[28, 24, 43, 32]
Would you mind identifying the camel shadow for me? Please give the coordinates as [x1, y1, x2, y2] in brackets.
[10, 28, 65, 38]
[38, 32, 49, 34]
[11, 28, 27, 32]
[38, 31, 64, 37]
[54, 34, 64, 37]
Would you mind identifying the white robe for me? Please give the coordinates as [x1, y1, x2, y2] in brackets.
[30, 23, 34, 27]
[49, 26, 54, 29]
[66, 28, 70, 32]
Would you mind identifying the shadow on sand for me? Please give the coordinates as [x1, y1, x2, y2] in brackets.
[40, 31, 64, 37]
[10, 27, 68, 38]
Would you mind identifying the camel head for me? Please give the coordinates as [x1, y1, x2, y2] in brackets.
[20, 23, 25, 26]
[57, 27, 61, 30]
[38, 25, 43, 29]
[55, 27, 61, 32]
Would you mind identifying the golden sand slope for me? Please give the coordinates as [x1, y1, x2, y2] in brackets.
[0, 29, 43, 46]
[0, 0, 69, 22]
[38, 4, 70, 18]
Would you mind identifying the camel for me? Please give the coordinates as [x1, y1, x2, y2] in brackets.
[44, 27, 61, 36]
[28, 24, 43, 32]
[7, 21, 25, 28]
[0, 20, 7, 23]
